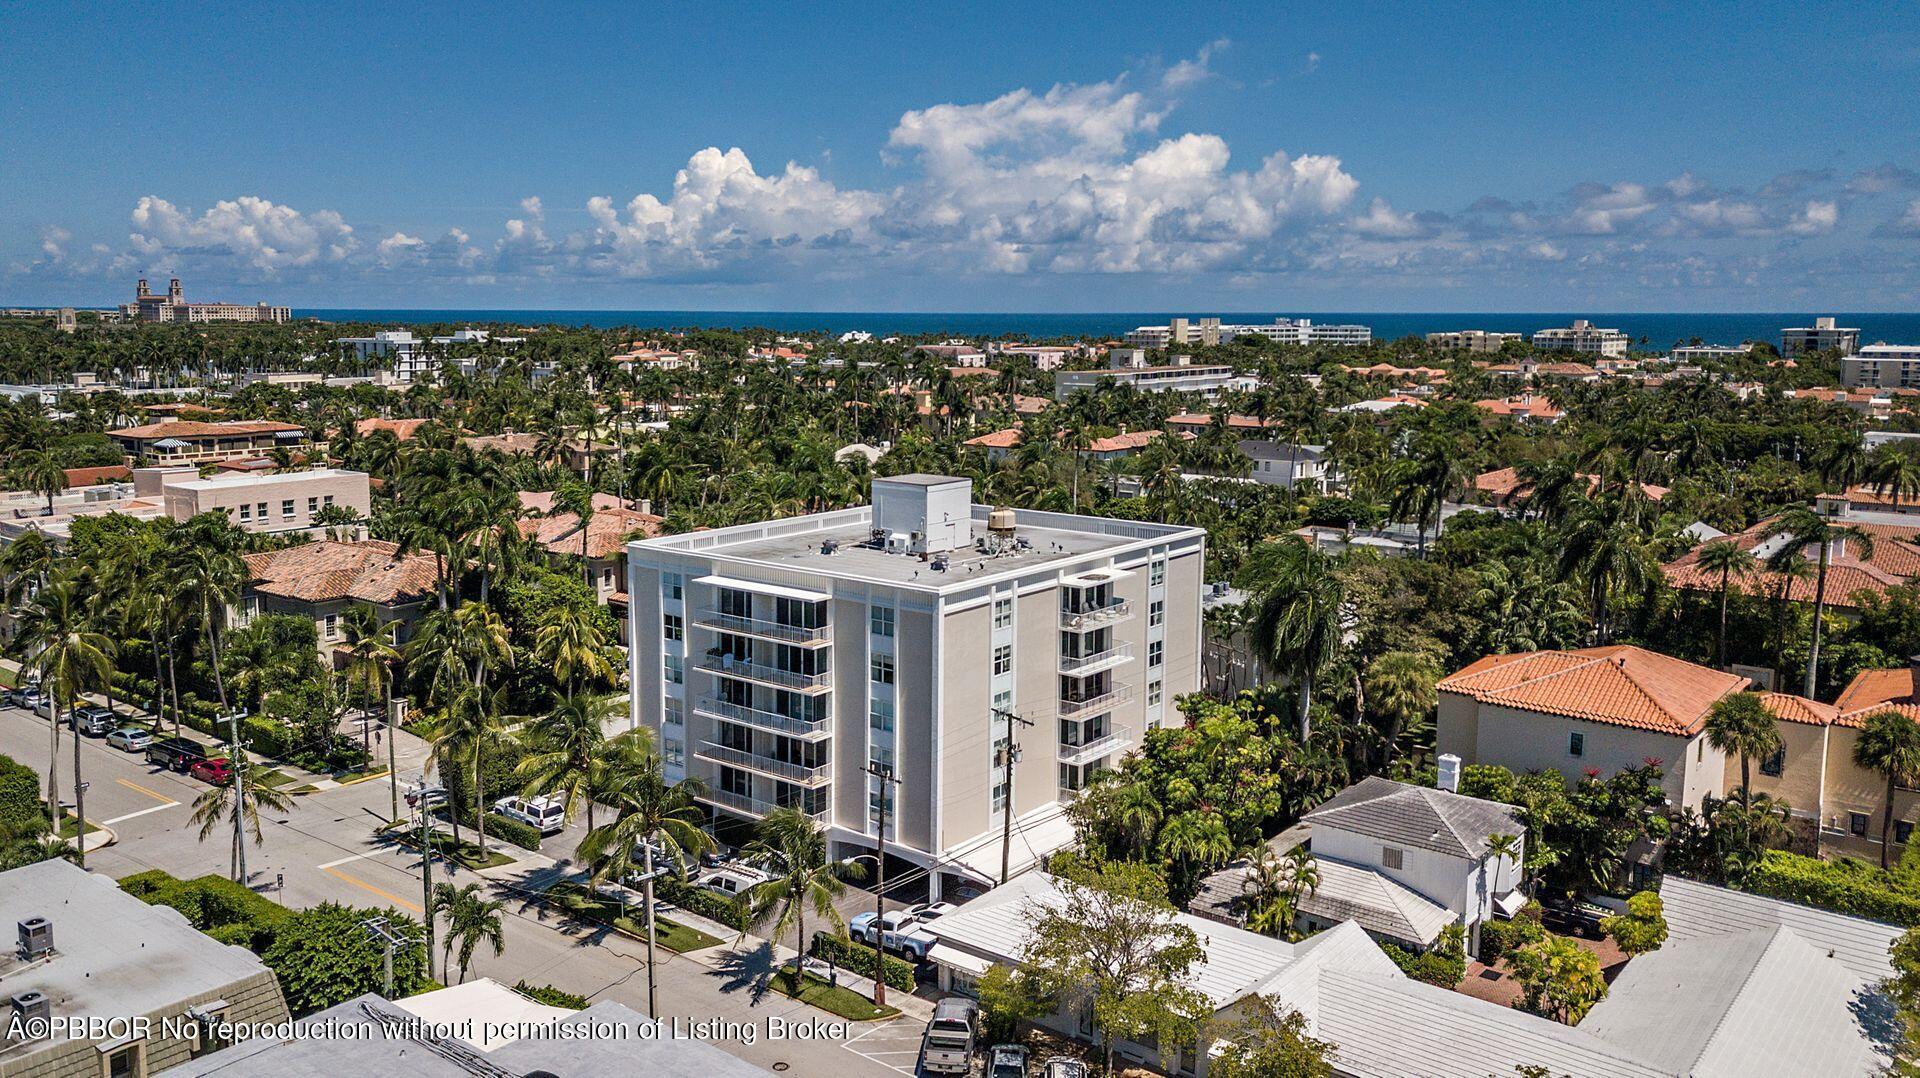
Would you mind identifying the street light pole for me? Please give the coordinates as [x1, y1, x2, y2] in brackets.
[991, 707, 1033, 885]
[864, 761, 899, 1008]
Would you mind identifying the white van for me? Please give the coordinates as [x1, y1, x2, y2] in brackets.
[491, 795, 567, 835]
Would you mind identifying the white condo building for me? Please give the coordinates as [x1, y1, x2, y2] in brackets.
[1841, 343, 1920, 389]
[1784, 316, 1861, 357]
[1426, 330, 1523, 353]
[334, 330, 430, 382]
[625, 475, 1205, 898]
[1531, 320, 1630, 357]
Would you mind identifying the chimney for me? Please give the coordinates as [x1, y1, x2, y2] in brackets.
[1437, 753, 1462, 793]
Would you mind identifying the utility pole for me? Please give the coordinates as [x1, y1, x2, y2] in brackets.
[224, 709, 251, 885]
[991, 707, 1033, 885]
[360, 916, 417, 997]
[417, 802, 436, 981]
[864, 761, 899, 1008]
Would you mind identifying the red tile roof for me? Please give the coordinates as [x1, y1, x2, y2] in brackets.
[1833, 668, 1920, 728]
[63, 465, 131, 487]
[1164, 413, 1278, 431]
[1472, 467, 1668, 506]
[1474, 396, 1566, 419]
[1757, 691, 1839, 726]
[243, 540, 438, 606]
[963, 428, 1023, 450]
[1084, 430, 1167, 454]
[355, 417, 429, 441]
[1438, 645, 1748, 736]
[111, 420, 305, 440]
[1664, 517, 1920, 611]
[520, 506, 663, 560]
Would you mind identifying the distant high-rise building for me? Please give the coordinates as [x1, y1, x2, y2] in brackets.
[1782, 316, 1861, 357]
[1426, 330, 1523, 353]
[120, 278, 290, 324]
[1531, 319, 1629, 357]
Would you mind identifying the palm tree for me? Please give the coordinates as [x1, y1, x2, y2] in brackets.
[577, 743, 710, 1015]
[740, 808, 865, 965]
[1279, 845, 1320, 913]
[339, 605, 401, 818]
[187, 760, 295, 881]
[432, 882, 507, 983]
[1853, 709, 1920, 868]
[1391, 433, 1471, 554]
[516, 695, 620, 829]
[1240, 847, 1293, 937]
[1694, 540, 1756, 668]
[1704, 692, 1783, 805]
[173, 532, 246, 710]
[1364, 650, 1440, 769]
[1761, 507, 1874, 697]
[1485, 833, 1523, 897]
[533, 601, 614, 698]
[1250, 538, 1345, 740]
[553, 482, 599, 590]
[1557, 493, 1656, 644]
[19, 576, 115, 864]
[8, 449, 67, 515]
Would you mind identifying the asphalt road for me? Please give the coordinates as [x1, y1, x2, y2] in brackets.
[0, 704, 935, 1077]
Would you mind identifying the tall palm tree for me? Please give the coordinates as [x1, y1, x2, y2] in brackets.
[1391, 433, 1471, 554]
[20, 576, 114, 864]
[187, 758, 295, 881]
[1240, 846, 1293, 937]
[516, 696, 622, 829]
[8, 449, 67, 515]
[553, 482, 599, 590]
[432, 882, 507, 983]
[1694, 540, 1756, 668]
[577, 742, 709, 1014]
[1364, 650, 1440, 769]
[173, 531, 246, 710]
[434, 686, 506, 853]
[533, 601, 614, 698]
[1854, 709, 1920, 868]
[1704, 692, 1783, 805]
[1250, 538, 1345, 740]
[339, 605, 401, 818]
[1557, 493, 1657, 644]
[740, 808, 865, 964]
[1279, 845, 1321, 912]
[1485, 833, 1523, 897]
[1157, 810, 1236, 872]
[1761, 507, 1874, 697]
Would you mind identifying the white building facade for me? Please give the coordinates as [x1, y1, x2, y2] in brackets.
[625, 476, 1206, 899]
[1531, 319, 1630, 357]
[1840, 343, 1920, 389]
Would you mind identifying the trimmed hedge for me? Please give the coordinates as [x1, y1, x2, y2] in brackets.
[810, 931, 916, 992]
[656, 876, 750, 931]
[1479, 904, 1546, 964]
[0, 754, 44, 833]
[119, 870, 292, 952]
[515, 982, 589, 1009]
[1745, 850, 1920, 926]
[432, 804, 543, 852]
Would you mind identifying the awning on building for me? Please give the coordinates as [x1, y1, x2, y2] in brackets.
[926, 943, 994, 977]
[1059, 566, 1133, 587]
[694, 574, 830, 603]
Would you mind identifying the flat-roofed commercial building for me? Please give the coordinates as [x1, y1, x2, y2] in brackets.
[1531, 319, 1630, 357]
[1840, 343, 1920, 389]
[626, 475, 1205, 898]
[1783, 315, 1861, 356]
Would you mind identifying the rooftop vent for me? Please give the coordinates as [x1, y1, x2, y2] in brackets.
[821, 539, 840, 555]
[17, 917, 51, 960]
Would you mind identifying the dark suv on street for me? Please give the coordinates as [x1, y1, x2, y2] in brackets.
[146, 736, 208, 772]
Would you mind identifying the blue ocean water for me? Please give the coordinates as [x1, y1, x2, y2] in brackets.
[298, 309, 1920, 348]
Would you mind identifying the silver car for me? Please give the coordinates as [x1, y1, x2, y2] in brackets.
[107, 727, 154, 753]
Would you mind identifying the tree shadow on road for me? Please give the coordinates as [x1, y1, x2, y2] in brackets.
[709, 939, 779, 1006]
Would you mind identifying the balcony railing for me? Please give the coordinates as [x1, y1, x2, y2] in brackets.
[694, 697, 831, 740]
[696, 652, 831, 693]
[695, 609, 832, 646]
[1060, 598, 1133, 631]
[1059, 682, 1134, 719]
[695, 742, 832, 785]
[698, 786, 830, 821]
[1059, 642, 1135, 676]
[1058, 725, 1131, 766]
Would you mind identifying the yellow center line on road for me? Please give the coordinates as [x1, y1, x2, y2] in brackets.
[115, 778, 177, 806]
[323, 865, 424, 914]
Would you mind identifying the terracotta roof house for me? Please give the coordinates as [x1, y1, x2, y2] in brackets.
[109, 419, 309, 464]
[240, 539, 438, 654]
[1438, 645, 1749, 809]
[1472, 393, 1565, 424]
[516, 492, 663, 624]
[1164, 412, 1279, 432]
[1472, 467, 1669, 508]
[1663, 512, 1920, 612]
[354, 417, 430, 441]
[1082, 429, 1172, 460]
[61, 464, 131, 487]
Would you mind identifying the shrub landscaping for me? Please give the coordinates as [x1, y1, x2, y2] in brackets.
[545, 881, 723, 953]
[1741, 849, 1920, 926]
[656, 876, 750, 931]
[809, 931, 917, 992]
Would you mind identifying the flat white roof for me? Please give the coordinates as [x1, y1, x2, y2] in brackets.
[694, 574, 830, 603]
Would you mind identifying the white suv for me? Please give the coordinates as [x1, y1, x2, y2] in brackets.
[491, 795, 566, 835]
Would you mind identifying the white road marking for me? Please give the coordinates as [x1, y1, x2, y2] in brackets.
[317, 851, 381, 869]
[843, 1020, 923, 1076]
[100, 803, 176, 826]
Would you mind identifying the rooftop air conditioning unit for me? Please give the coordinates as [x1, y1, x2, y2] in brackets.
[10, 991, 49, 1033]
[17, 917, 51, 960]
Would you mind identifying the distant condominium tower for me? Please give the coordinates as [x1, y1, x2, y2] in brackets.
[625, 475, 1205, 898]
[1782, 316, 1861, 357]
[1531, 319, 1629, 357]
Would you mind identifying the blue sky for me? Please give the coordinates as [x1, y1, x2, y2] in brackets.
[4, 1, 1919, 311]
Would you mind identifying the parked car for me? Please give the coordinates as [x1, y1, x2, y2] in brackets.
[851, 907, 940, 961]
[919, 997, 978, 1075]
[699, 843, 736, 868]
[189, 757, 234, 785]
[695, 864, 774, 899]
[71, 706, 116, 737]
[146, 736, 208, 772]
[106, 727, 154, 753]
[492, 795, 567, 835]
[1541, 895, 1609, 937]
[404, 783, 449, 811]
[988, 1043, 1030, 1078]
[1042, 1058, 1090, 1078]
[15, 686, 45, 710]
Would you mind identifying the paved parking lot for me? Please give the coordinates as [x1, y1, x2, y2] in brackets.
[844, 1018, 930, 1076]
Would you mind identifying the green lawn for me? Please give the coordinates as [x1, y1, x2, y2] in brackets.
[769, 968, 899, 1022]
[0, 667, 18, 689]
[547, 882, 724, 953]
[56, 812, 103, 838]
[389, 827, 515, 870]
[254, 769, 298, 790]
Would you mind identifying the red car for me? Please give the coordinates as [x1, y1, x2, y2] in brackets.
[189, 758, 234, 785]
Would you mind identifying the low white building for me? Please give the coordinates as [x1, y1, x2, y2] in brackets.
[1238, 440, 1333, 492]
[1531, 319, 1630, 357]
[334, 330, 429, 382]
[1426, 330, 1523, 352]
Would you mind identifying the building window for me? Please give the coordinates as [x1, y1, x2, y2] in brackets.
[664, 572, 683, 601]
[1697, 739, 1704, 762]
[870, 697, 895, 732]
[1149, 599, 1165, 626]
[1760, 748, 1785, 777]
[664, 698, 683, 726]
[281, 499, 295, 517]
[1851, 812, 1870, 837]
[720, 767, 751, 797]
[1569, 732, 1584, 758]
[1381, 846, 1404, 870]
[257, 501, 268, 518]
[104, 1043, 143, 1078]
[993, 597, 1013, 630]
[307, 496, 319, 514]
[663, 738, 685, 768]
[1901, 820, 1915, 845]
[1148, 680, 1163, 707]
[870, 606, 895, 638]
[664, 614, 683, 642]
[321, 614, 339, 640]
[870, 655, 895, 685]
[1150, 558, 1166, 587]
[993, 645, 1013, 676]
[323, 494, 334, 507]
[1148, 640, 1163, 668]
[238, 503, 252, 520]
[664, 655, 683, 685]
